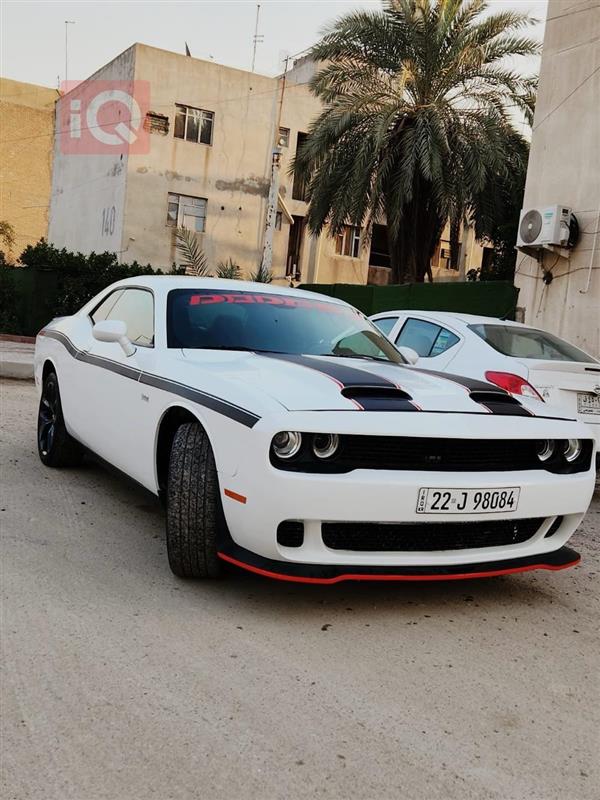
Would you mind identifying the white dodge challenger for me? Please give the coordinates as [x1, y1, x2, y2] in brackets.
[34, 277, 596, 583]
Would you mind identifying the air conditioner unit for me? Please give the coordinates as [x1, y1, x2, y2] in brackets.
[517, 205, 572, 248]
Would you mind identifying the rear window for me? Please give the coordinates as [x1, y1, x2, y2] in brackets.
[470, 324, 596, 363]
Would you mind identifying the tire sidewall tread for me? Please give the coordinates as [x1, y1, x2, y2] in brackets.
[166, 422, 222, 579]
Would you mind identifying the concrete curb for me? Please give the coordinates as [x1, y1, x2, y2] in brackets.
[1, 340, 35, 381]
[0, 334, 36, 344]
[0, 360, 34, 380]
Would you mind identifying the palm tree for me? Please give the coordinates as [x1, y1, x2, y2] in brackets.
[293, 0, 539, 283]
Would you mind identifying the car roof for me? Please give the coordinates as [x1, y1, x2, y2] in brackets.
[111, 276, 351, 307]
[372, 309, 528, 329]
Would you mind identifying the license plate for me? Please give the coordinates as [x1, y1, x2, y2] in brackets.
[577, 392, 600, 415]
[416, 487, 520, 514]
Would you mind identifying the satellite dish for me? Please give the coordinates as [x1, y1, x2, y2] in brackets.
[519, 209, 543, 244]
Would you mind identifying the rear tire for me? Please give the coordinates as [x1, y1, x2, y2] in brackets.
[166, 422, 223, 579]
[37, 371, 84, 468]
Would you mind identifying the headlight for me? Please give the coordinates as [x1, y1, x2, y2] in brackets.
[272, 431, 302, 459]
[536, 439, 555, 462]
[563, 439, 582, 463]
[312, 433, 339, 459]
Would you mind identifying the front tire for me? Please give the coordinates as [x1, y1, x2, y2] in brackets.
[37, 371, 84, 468]
[166, 422, 223, 579]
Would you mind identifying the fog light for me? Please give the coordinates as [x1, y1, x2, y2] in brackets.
[313, 433, 339, 459]
[563, 439, 582, 463]
[536, 439, 555, 462]
[272, 431, 302, 459]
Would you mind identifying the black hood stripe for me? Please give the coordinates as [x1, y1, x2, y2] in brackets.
[259, 353, 419, 412]
[410, 366, 534, 417]
[262, 352, 399, 388]
[39, 329, 260, 428]
[411, 367, 507, 394]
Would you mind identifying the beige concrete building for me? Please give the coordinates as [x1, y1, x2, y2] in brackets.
[48, 44, 373, 284]
[48, 44, 484, 285]
[515, 0, 600, 357]
[0, 78, 58, 259]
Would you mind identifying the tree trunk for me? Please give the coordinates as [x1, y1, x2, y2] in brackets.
[384, 181, 444, 285]
[449, 214, 461, 271]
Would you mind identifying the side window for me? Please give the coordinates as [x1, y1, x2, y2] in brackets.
[372, 317, 398, 337]
[396, 318, 459, 358]
[430, 327, 460, 357]
[90, 290, 124, 324]
[92, 289, 154, 347]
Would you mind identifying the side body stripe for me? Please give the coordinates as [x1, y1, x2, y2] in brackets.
[39, 329, 261, 428]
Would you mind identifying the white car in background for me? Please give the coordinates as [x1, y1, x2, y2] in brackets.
[370, 310, 600, 458]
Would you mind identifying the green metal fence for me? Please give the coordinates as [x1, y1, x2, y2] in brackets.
[0, 267, 60, 336]
[299, 281, 519, 319]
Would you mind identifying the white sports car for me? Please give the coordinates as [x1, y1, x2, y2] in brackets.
[34, 277, 596, 583]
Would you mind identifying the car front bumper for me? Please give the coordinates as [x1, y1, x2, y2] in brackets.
[216, 412, 595, 581]
[217, 541, 581, 583]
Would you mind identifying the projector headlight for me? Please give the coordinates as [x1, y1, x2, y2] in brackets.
[312, 433, 340, 459]
[272, 431, 302, 459]
[536, 439, 555, 462]
[563, 439, 582, 463]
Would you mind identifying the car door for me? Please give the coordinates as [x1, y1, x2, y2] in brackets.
[74, 286, 159, 485]
[394, 316, 462, 370]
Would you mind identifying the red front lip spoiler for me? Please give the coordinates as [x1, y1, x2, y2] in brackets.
[217, 550, 581, 585]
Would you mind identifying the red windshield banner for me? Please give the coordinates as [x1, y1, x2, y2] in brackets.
[187, 291, 350, 314]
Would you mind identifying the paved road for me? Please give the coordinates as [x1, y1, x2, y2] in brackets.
[1, 378, 599, 800]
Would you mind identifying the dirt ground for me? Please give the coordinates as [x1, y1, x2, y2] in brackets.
[1, 378, 599, 800]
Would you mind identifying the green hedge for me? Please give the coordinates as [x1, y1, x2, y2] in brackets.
[0, 240, 179, 336]
[1, 240, 520, 337]
[300, 281, 519, 319]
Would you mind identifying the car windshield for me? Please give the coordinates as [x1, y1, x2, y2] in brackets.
[167, 289, 405, 363]
[469, 323, 596, 363]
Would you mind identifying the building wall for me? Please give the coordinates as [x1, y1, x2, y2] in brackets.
[515, 0, 600, 357]
[47, 48, 136, 256]
[46, 44, 373, 283]
[0, 78, 57, 259]
[124, 45, 277, 271]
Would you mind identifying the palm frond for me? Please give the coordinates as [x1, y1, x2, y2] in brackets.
[216, 258, 242, 280]
[174, 227, 211, 276]
[249, 263, 273, 283]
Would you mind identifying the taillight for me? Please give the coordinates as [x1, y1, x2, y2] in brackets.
[484, 371, 544, 402]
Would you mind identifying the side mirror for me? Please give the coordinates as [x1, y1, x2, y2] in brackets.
[92, 320, 136, 357]
[399, 346, 419, 365]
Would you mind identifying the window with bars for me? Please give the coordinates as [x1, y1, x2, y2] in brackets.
[335, 225, 361, 258]
[174, 104, 214, 145]
[167, 193, 207, 233]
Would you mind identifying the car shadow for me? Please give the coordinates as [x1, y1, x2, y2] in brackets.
[77, 453, 576, 617]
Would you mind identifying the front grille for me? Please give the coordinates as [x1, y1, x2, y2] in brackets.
[321, 518, 544, 551]
[340, 437, 538, 472]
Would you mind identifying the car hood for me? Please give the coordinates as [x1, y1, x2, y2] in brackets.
[181, 350, 539, 416]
